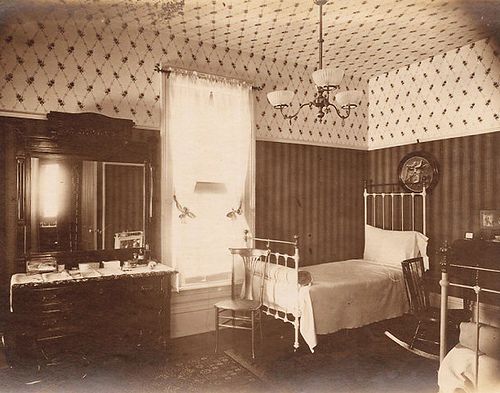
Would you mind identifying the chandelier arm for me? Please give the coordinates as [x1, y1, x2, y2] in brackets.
[327, 102, 351, 119]
[279, 102, 312, 120]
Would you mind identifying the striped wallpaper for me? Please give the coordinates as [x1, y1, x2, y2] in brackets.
[103, 163, 145, 249]
[256, 141, 367, 266]
[367, 131, 500, 270]
[255, 130, 499, 270]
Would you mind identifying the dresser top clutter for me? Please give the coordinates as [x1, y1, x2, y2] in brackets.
[11, 262, 175, 291]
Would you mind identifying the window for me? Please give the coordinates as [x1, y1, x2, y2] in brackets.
[161, 70, 254, 289]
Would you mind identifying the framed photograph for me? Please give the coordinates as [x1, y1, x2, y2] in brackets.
[480, 210, 500, 230]
[114, 230, 144, 249]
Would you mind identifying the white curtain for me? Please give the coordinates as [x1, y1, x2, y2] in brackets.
[161, 70, 254, 288]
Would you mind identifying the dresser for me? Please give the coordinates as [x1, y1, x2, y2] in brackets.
[448, 239, 500, 305]
[6, 265, 175, 366]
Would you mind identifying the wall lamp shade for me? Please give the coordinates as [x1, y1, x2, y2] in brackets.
[194, 181, 227, 194]
[267, 90, 295, 107]
[311, 68, 344, 89]
[335, 90, 363, 108]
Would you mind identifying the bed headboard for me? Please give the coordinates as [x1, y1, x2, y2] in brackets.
[364, 182, 427, 236]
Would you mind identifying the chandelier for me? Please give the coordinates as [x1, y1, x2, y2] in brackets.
[267, 0, 362, 123]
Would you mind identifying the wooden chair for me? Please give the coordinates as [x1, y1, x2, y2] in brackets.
[214, 248, 270, 359]
[402, 257, 471, 351]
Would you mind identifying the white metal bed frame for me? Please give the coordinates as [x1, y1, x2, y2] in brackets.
[244, 229, 302, 350]
[364, 181, 427, 235]
[439, 245, 500, 390]
[245, 182, 428, 350]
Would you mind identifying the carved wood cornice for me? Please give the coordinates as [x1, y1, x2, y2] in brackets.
[0, 112, 158, 163]
[46, 111, 135, 139]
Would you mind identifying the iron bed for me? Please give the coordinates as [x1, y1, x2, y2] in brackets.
[438, 245, 500, 393]
[244, 183, 429, 351]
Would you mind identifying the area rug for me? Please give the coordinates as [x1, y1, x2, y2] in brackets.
[226, 320, 439, 393]
[0, 352, 269, 393]
[150, 352, 269, 393]
[225, 349, 294, 393]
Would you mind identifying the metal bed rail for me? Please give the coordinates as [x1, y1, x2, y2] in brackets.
[244, 230, 301, 350]
[439, 245, 500, 390]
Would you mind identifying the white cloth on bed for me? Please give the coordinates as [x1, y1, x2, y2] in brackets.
[259, 259, 408, 352]
[364, 225, 429, 269]
[438, 345, 500, 393]
[302, 259, 409, 335]
[247, 262, 317, 352]
[298, 285, 317, 352]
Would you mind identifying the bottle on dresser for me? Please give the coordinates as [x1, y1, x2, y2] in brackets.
[137, 247, 145, 263]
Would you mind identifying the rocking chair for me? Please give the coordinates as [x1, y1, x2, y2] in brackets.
[386, 257, 471, 360]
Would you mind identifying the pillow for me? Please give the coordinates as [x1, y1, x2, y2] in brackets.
[459, 322, 500, 360]
[363, 225, 428, 268]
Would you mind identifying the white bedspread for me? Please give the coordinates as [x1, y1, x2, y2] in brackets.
[261, 259, 408, 352]
[438, 345, 500, 393]
[302, 260, 408, 336]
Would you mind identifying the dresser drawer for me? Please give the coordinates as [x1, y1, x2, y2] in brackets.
[13, 284, 86, 311]
[7, 271, 173, 365]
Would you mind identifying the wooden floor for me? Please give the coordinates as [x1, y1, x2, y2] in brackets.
[0, 314, 440, 393]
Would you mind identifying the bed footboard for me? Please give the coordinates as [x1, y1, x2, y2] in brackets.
[244, 230, 301, 350]
[439, 241, 500, 391]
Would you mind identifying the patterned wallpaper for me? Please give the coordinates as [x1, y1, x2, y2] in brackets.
[368, 38, 500, 150]
[0, 8, 368, 149]
[1, 0, 488, 80]
[2, 1, 495, 150]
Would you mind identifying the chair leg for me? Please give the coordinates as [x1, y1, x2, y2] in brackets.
[215, 307, 219, 354]
[251, 311, 255, 359]
[410, 320, 422, 349]
[258, 311, 263, 342]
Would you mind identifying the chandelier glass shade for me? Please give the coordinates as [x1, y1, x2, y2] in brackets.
[311, 68, 344, 90]
[267, 0, 361, 122]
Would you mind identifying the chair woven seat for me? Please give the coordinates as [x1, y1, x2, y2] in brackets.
[214, 298, 262, 312]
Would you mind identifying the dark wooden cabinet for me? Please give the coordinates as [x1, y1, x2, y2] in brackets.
[6, 270, 173, 366]
[448, 239, 500, 305]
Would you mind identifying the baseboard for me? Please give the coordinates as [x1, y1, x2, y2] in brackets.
[170, 284, 231, 338]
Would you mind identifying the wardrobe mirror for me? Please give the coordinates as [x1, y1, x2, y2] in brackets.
[29, 156, 145, 252]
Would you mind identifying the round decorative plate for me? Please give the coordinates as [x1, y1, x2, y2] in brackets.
[398, 151, 439, 192]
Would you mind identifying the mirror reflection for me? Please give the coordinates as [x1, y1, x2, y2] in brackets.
[30, 157, 145, 252]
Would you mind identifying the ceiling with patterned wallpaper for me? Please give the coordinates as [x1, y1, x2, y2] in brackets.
[0, 0, 498, 150]
[1, 0, 497, 80]
[369, 37, 500, 149]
